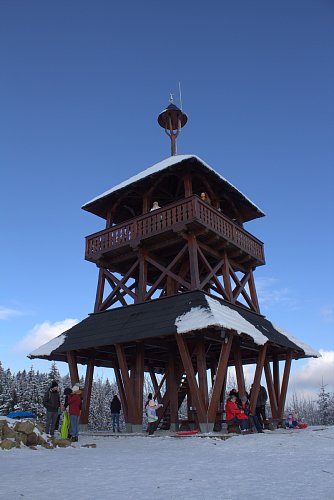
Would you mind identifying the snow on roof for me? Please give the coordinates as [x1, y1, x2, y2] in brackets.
[175, 295, 268, 345]
[271, 323, 321, 358]
[175, 295, 321, 357]
[28, 333, 66, 358]
[82, 154, 264, 214]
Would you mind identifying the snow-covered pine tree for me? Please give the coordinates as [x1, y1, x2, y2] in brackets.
[317, 381, 331, 425]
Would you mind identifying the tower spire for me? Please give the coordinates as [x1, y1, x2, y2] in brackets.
[157, 99, 188, 156]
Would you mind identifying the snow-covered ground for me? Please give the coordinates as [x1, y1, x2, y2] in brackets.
[1, 426, 333, 500]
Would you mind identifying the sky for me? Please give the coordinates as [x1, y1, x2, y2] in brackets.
[0, 1, 333, 397]
[1, 420, 334, 499]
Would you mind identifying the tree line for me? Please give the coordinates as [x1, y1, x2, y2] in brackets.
[1, 360, 333, 429]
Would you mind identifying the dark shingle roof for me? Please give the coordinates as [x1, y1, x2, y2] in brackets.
[29, 291, 315, 360]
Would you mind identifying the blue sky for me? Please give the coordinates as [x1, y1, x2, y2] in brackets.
[0, 1, 333, 395]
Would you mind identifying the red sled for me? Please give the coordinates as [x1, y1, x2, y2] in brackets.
[175, 429, 199, 436]
[297, 423, 308, 429]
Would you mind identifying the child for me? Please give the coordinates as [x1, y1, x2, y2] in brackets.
[146, 399, 162, 435]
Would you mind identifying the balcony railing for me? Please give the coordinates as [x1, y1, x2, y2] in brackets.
[85, 196, 264, 263]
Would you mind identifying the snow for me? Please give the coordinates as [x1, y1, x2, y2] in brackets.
[28, 333, 66, 358]
[271, 323, 321, 358]
[82, 154, 264, 215]
[176, 296, 272, 346]
[1, 425, 333, 499]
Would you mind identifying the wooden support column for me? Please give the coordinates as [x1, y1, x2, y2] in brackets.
[273, 355, 280, 403]
[94, 268, 106, 313]
[277, 351, 292, 419]
[137, 249, 147, 303]
[234, 344, 246, 399]
[81, 357, 94, 425]
[264, 359, 279, 419]
[196, 337, 209, 409]
[168, 352, 178, 429]
[115, 344, 140, 425]
[249, 344, 268, 415]
[175, 334, 206, 424]
[133, 343, 144, 423]
[67, 351, 79, 385]
[207, 333, 233, 423]
[113, 359, 128, 421]
[222, 253, 233, 302]
[247, 270, 260, 313]
[187, 234, 200, 290]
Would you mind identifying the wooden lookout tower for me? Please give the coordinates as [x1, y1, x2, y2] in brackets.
[30, 101, 319, 432]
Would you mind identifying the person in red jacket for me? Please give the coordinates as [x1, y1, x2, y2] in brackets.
[225, 393, 249, 432]
[67, 385, 82, 442]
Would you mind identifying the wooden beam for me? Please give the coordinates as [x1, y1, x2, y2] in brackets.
[277, 351, 292, 419]
[249, 344, 268, 415]
[81, 357, 94, 424]
[113, 360, 128, 421]
[115, 344, 140, 423]
[207, 333, 233, 422]
[196, 338, 209, 409]
[187, 234, 200, 290]
[234, 345, 246, 399]
[273, 355, 280, 403]
[264, 359, 279, 419]
[67, 351, 79, 385]
[168, 352, 178, 426]
[94, 268, 106, 312]
[133, 343, 144, 423]
[175, 334, 206, 422]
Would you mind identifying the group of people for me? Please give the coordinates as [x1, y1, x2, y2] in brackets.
[225, 384, 268, 434]
[43, 380, 82, 441]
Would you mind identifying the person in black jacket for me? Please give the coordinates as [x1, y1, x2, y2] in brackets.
[250, 384, 268, 427]
[43, 380, 61, 437]
[110, 395, 121, 432]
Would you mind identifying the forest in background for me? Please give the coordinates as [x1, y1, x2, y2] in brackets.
[1, 360, 333, 430]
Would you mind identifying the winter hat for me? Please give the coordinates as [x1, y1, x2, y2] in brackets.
[64, 387, 72, 395]
[148, 399, 156, 407]
[51, 380, 58, 388]
[72, 385, 80, 392]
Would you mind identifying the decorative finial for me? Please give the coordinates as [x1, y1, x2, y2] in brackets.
[157, 100, 188, 156]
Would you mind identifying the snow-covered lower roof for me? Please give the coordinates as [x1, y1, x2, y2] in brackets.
[175, 295, 320, 358]
[82, 154, 264, 216]
[28, 291, 320, 361]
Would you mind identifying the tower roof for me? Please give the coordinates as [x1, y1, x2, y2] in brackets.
[82, 154, 265, 222]
[28, 291, 320, 364]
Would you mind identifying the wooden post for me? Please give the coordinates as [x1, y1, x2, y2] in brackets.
[81, 357, 94, 424]
[247, 270, 260, 313]
[168, 352, 178, 429]
[137, 249, 147, 303]
[187, 234, 200, 290]
[249, 344, 268, 415]
[264, 359, 278, 419]
[115, 344, 140, 424]
[94, 268, 106, 313]
[67, 351, 79, 385]
[133, 343, 144, 424]
[207, 333, 233, 422]
[113, 360, 128, 421]
[196, 337, 209, 409]
[273, 355, 280, 403]
[175, 334, 206, 424]
[234, 344, 246, 399]
[277, 351, 292, 419]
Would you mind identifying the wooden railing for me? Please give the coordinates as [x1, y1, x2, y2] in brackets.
[85, 196, 264, 262]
